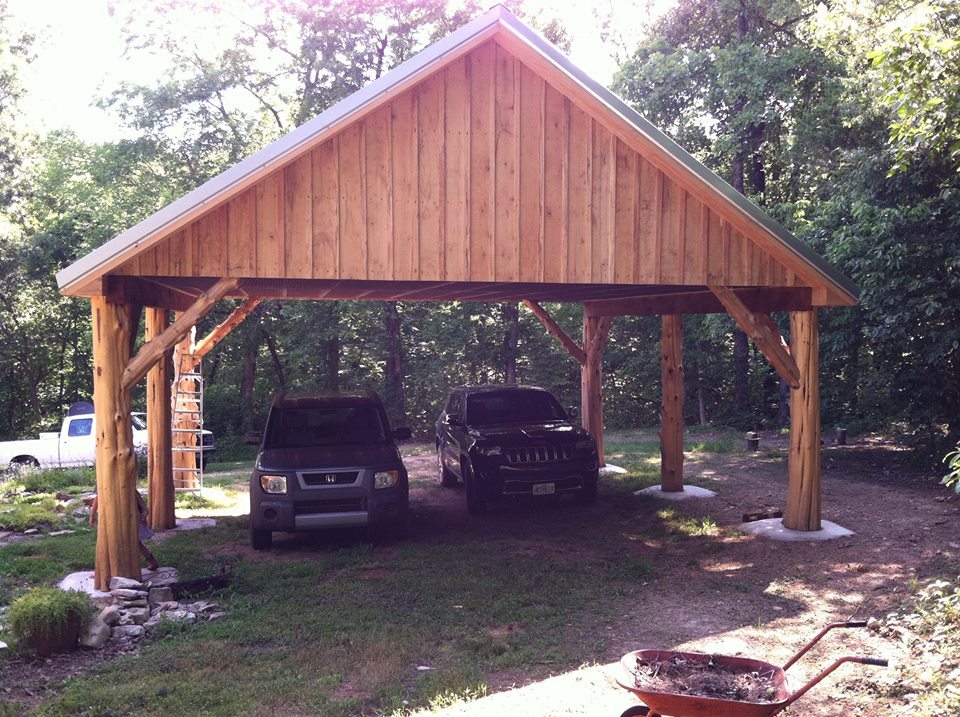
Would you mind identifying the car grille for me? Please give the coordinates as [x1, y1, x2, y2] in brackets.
[294, 498, 366, 514]
[504, 445, 573, 464]
[301, 471, 359, 486]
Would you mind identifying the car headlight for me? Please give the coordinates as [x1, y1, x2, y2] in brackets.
[259, 475, 287, 494]
[475, 446, 503, 457]
[374, 470, 399, 489]
[575, 439, 596, 453]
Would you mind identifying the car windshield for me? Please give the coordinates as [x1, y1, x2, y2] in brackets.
[466, 390, 567, 427]
[264, 405, 388, 448]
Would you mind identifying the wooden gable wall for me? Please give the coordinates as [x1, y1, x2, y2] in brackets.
[115, 40, 801, 290]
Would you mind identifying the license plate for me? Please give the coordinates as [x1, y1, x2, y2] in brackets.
[532, 482, 555, 496]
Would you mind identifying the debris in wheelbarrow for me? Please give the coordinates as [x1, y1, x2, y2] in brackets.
[617, 620, 887, 717]
[632, 654, 778, 703]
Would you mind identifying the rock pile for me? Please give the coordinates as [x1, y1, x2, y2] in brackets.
[80, 576, 225, 649]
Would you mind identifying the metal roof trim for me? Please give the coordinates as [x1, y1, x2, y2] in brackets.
[56, 6, 508, 293]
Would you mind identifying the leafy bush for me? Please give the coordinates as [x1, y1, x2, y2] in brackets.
[0, 497, 63, 532]
[209, 434, 258, 463]
[14, 468, 94, 494]
[943, 446, 960, 494]
[8, 587, 93, 651]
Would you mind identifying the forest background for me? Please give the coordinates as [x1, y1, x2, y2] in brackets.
[0, 0, 957, 468]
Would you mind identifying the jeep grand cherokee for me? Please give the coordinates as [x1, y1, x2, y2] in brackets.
[435, 385, 599, 514]
[249, 392, 410, 549]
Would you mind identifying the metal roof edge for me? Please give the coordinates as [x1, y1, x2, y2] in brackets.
[56, 5, 508, 294]
[494, 10, 859, 302]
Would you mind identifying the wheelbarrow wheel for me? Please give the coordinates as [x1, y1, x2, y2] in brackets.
[618, 706, 650, 717]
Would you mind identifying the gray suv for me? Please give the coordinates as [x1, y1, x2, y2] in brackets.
[249, 392, 410, 549]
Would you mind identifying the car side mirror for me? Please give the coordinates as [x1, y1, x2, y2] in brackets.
[244, 432, 263, 445]
[568, 406, 579, 419]
[393, 427, 412, 440]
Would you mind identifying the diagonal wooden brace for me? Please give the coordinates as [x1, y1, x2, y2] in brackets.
[122, 278, 238, 392]
[522, 299, 587, 366]
[708, 284, 800, 389]
[193, 298, 263, 359]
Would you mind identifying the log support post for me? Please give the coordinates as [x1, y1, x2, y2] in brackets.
[581, 310, 612, 465]
[91, 297, 141, 590]
[660, 314, 685, 491]
[784, 310, 821, 530]
[145, 308, 175, 530]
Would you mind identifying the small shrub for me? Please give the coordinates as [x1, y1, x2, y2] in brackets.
[15, 468, 94, 494]
[942, 446, 960, 494]
[0, 499, 63, 532]
[9, 587, 94, 654]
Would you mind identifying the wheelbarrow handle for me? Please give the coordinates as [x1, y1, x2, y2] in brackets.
[784, 656, 887, 708]
[782, 621, 871, 671]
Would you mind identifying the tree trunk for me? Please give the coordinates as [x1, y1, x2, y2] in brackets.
[777, 377, 790, 428]
[262, 328, 286, 390]
[239, 319, 259, 436]
[660, 315, 685, 491]
[383, 301, 407, 426]
[91, 297, 140, 590]
[784, 310, 821, 531]
[145, 309, 175, 530]
[733, 329, 750, 415]
[501, 302, 520, 384]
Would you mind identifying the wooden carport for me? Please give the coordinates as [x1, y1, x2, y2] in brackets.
[56, 6, 857, 589]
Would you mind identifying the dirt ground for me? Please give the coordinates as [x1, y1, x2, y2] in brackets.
[3, 435, 957, 716]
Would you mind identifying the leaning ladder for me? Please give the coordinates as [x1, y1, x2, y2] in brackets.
[171, 354, 204, 493]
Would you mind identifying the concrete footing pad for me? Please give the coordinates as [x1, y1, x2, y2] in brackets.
[739, 518, 854, 541]
[599, 463, 627, 476]
[634, 485, 717, 500]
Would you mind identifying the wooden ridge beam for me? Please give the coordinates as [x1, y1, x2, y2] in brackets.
[522, 299, 586, 365]
[708, 284, 801, 389]
[193, 298, 263, 359]
[122, 278, 238, 392]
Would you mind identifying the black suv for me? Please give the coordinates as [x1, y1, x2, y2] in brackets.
[249, 392, 410, 549]
[435, 385, 599, 513]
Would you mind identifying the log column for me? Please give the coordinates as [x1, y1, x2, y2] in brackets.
[145, 308, 175, 529]
[91, 296, 141, 590]
[581, 312, 611, 465]
[784, 310, 821, 530]
[660, 314, 685, 491]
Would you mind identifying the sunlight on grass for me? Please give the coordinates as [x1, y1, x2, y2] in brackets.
[656, 507, 720, 536]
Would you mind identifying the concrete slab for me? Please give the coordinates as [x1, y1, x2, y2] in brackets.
[738, 518, 854, 541]
[599, 463, 627, 476]
[634, 485, 717, 500]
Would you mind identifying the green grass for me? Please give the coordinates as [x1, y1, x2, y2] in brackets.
[205, 460, 253, 474]
[19, 522, 635, 716]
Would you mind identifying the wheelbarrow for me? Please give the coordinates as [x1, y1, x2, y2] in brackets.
[616, 621, 887, 717]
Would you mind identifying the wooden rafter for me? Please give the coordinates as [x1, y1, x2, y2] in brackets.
[193, 298, 263, 359]
[522, 300, 587, 365]
[708, 284, 800, 389]
[122, 278, 238, 392]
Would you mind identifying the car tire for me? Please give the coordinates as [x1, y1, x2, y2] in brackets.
[463, 461, 486, 515]
[250, 526, 272, 550]
[437, 446, 457, 487]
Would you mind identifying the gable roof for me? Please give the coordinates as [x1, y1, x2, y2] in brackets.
[56, 5, 856, 307]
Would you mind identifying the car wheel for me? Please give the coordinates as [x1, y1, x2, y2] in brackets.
[463, 461, 486, 515]
[250, 526, 272, 550]
[437, 447, 457, 487]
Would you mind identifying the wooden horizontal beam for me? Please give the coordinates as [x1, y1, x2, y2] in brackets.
[584, 287, 813, 318]
[193, 298, 263, 359]
[105, 277, 200, 312]
[522, 300, 586, 365]
[122, 278, 238, 392]
[708, 284, 800, 389]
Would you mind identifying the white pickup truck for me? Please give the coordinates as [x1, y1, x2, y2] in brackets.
[0, 407, 214, 470]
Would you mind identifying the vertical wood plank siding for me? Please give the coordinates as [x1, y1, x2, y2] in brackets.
[118, 40, 798, 290]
